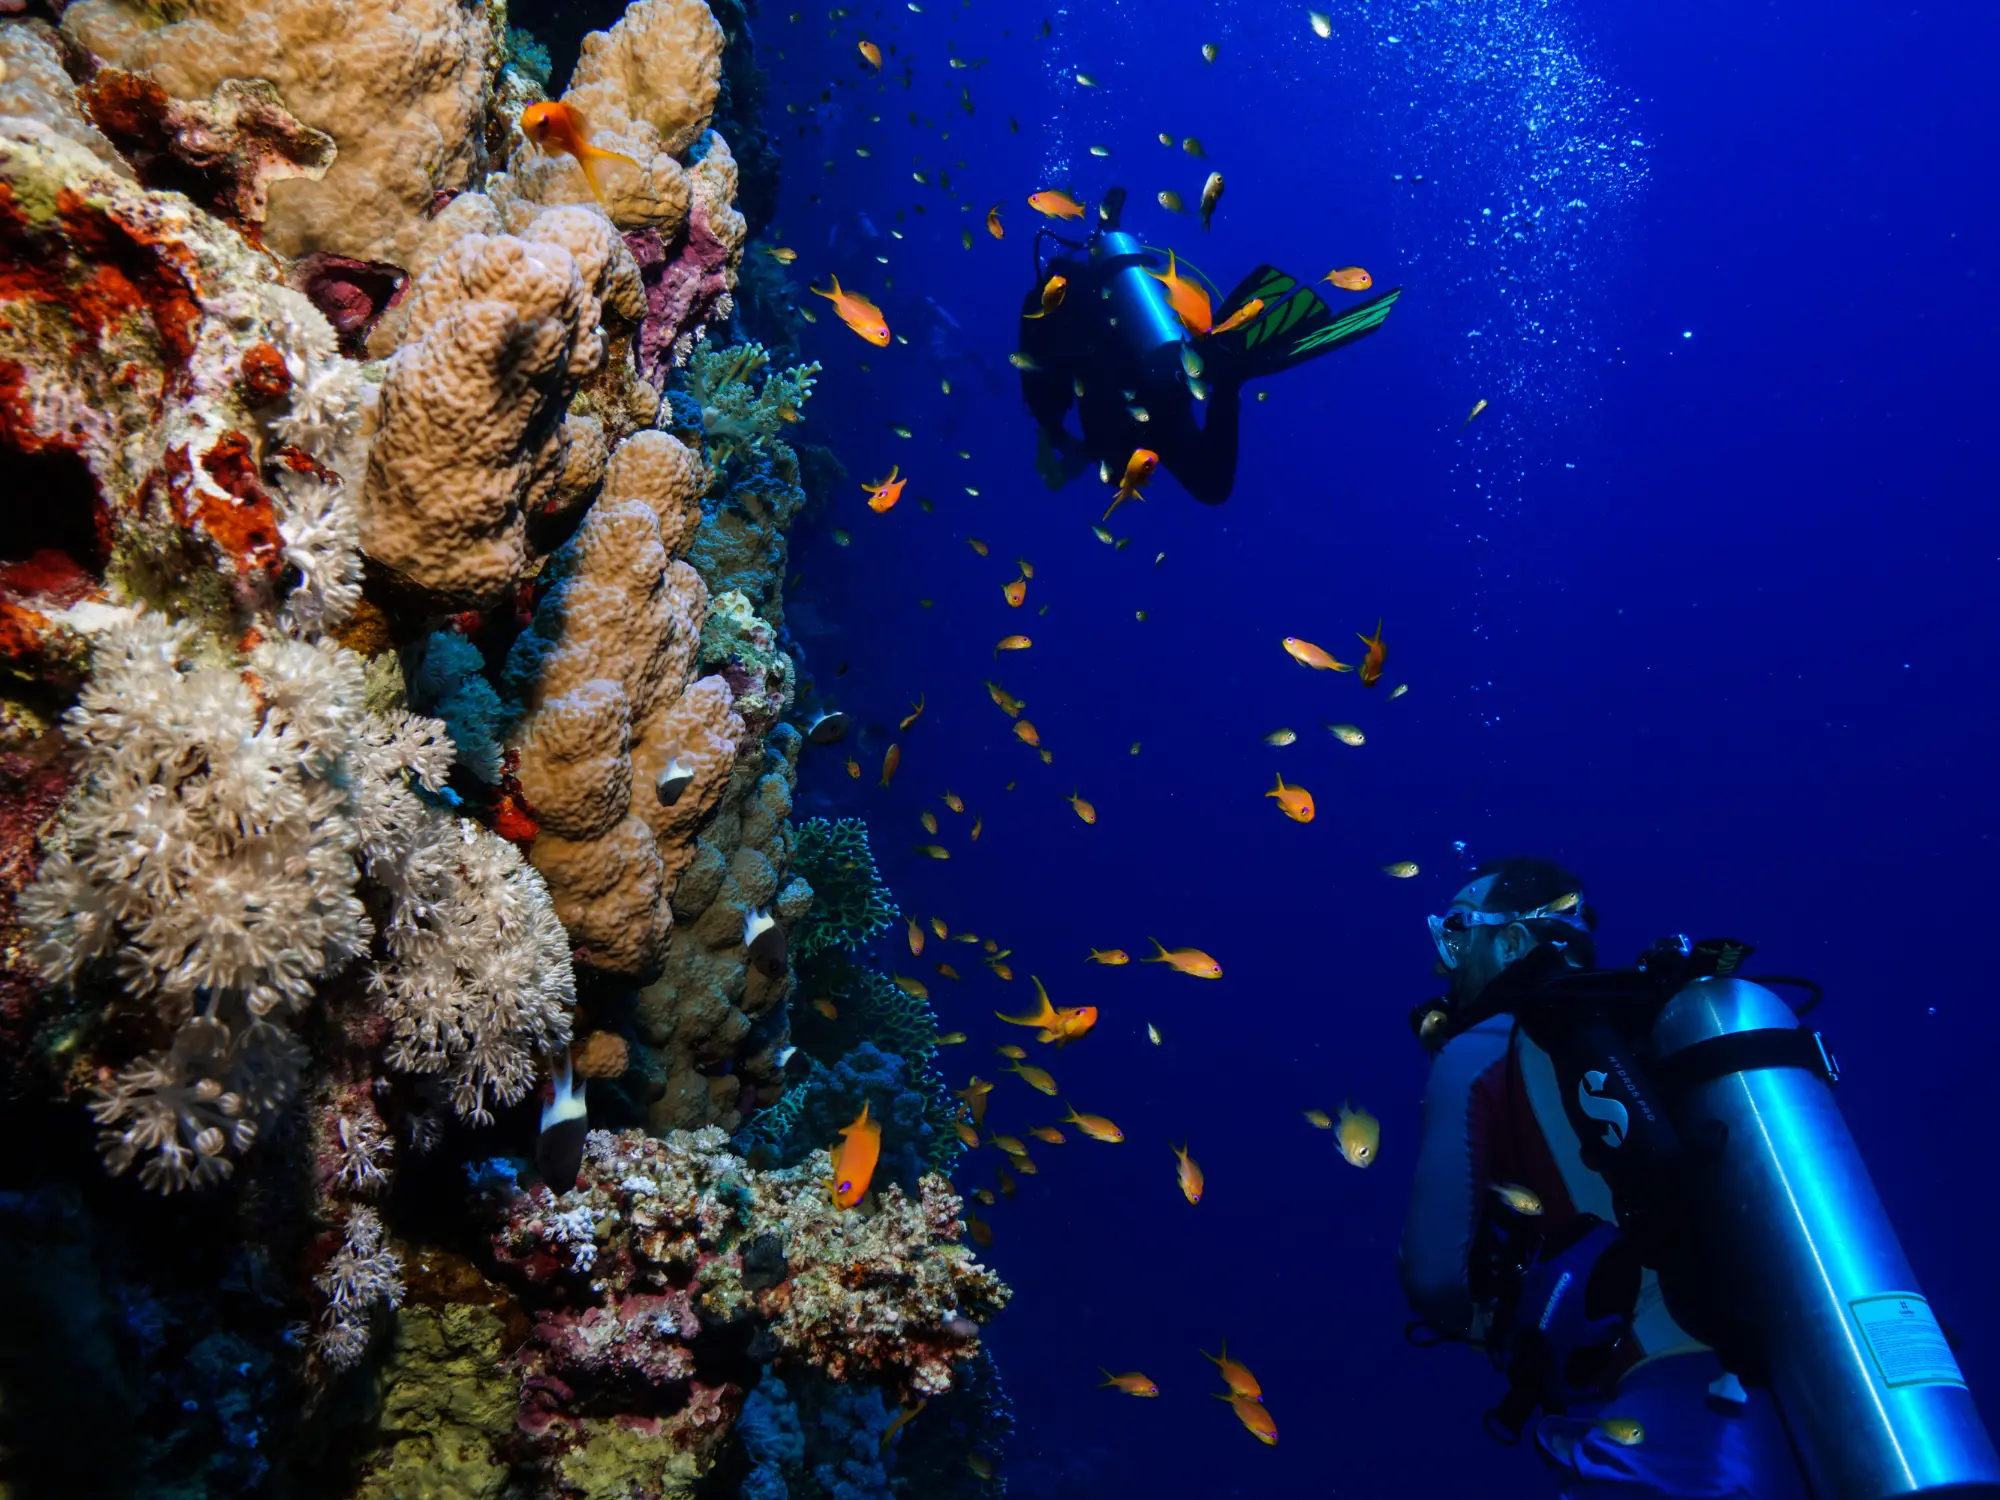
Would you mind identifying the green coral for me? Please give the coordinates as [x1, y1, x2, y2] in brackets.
[789, 818, 897, 960]
[502, 25, 553, 87]
[683, 342, 821, 464]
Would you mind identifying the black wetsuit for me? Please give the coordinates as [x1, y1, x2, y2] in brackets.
[1016, 244, 1244, 505]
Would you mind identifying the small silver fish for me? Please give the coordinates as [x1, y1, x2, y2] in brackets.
[1326, 722, 1365, 746]
[1188, 378, 1209, 401]
[1147, 1023, 1162, 1045]
[1127, 405, 1150, 422]
[1090, 144, 1111, 157]
[1389, 683, 1409, 700]
[1158, 189, 1184, 213]
[1180, 345, 1204, 380]
[1201, 42, 1218, 62]
[1382, 861, 1420, 879]
[1092, 525, 1114, 544]
[1008, 351, 1043, 371]
[1264, 729, 1298, 746]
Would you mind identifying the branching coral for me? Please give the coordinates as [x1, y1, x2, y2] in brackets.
[788, 818, 896, 960]
[683, 341, 820, 463]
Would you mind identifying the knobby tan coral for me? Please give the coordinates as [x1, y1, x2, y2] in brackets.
[357, 205, 643, 608]
[506, 431, 747, 977]
[63, 0, 501, 267]
[500, 0, 725, 230]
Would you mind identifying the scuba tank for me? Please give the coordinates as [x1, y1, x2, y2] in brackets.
[1649, 973, 2000, 1499]
[1089, 230, 1188, 389]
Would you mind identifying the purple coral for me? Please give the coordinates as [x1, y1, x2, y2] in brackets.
[290, 254, 409, 357]
[628, 202, 737, 387]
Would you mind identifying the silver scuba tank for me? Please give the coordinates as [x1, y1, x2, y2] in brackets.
[1089, 230, 1189, 388]
[1651, 977, 2000, 1499]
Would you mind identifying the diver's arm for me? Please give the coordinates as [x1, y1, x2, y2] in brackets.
[1397, 1017, 1511, 1337]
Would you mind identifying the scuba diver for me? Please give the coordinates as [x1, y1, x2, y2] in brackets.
[1401, 858, 2000, 1499]
[1016, 186, 1401, 506]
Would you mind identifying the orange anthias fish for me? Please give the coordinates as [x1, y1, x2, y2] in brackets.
[942, 791, 965, 813]
[1281, 636, 1353, 672]
[1203, 1340, 1263, 1400]
[995, 634, 1031, 655]
[1028, 1125, 1065, 1144]
[1028, 189, 1085, 220]
[1267, 773, 1315, 823]
[1003, 576, 1028, 607]
[858, 38, 883, 68]
[812, 275, 891, 346]
[1324, 265, 1373, 291]
[879, 744, 901, 788]
[995, 976, 1098, 1045]
[1013, 719, 1041, 747]
[985, 680, 1024, 716]
[1209, 297, 1265, 337]
[1068, 790, 1096, 824]
[907, 918, 925, 955]
[812, 997, 839, 1019]
[1007, 1061, 1059, 1095]
[1173, 1142, 1204, 1205]
[1086, 948, 1129, 965]
[1142, 939, 1223, 979]
[845, 756, 861, 778]
[1355, 618, 1387, 686]
[864, 465, 907, 512]
[519, 103, 641, 209]
[831, 1101, 881, 1208]
[986, 203, 1005, 239]
[1062, 1103, 1124, 1142]
[900, 693, 926, 730]
[1101, 1370, 1160, 1397]
[1218, 1392, 1279, 1445]
[879, 1398, 927, 1451]
[1145, 248, 1213, 334]
[1102, 447, 1160, 521]
[1023, 273, 1068, 319]
[955, 1076, 994, 1124]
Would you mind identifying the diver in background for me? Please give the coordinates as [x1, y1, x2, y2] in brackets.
[1401, 858, 1998, 1499]
[1016, 187, 1401, 505]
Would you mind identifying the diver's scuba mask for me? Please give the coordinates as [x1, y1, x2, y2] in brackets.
[1427, 896, 1589, 971]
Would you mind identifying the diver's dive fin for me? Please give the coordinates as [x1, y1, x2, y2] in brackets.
[1209, 266, 1403, 379]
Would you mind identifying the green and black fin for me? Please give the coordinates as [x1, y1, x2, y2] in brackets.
[1208, 267, 1403, 380]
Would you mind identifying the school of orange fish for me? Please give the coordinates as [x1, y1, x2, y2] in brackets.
[509, 7, 1439, 1463]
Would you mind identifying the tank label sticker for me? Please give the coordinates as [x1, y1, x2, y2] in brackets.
[1849, 1294, 1966, 1389]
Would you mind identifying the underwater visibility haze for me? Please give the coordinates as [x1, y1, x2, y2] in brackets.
[0, 0, 1994, 1494]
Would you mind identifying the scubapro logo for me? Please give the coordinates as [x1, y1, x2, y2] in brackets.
[1578, 1070, 1629, 1149]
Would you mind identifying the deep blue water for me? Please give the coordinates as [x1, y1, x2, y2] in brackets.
[562, 0, 1998, 1491]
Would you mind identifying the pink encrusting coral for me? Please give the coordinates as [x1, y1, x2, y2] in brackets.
[631, 193, 737, 386]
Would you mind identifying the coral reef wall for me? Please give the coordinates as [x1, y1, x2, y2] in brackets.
[0, 0, 1010, 1492]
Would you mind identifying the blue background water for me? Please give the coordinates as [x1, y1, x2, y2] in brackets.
[561, 0, 1997, 1491]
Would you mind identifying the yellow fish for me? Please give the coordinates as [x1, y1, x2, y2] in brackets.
[1008, 1061, 1059, 1096]
[1382, 861, 1419, 878]
[1595, 1417, 1646, 1447]
[1336, 1101, 1380, 1168]
[1142, 939, 1222, 979]
[1491, 1182, 1545, 1216]
[1087, 948, 1130, 965]
[995, 635, 1032, 654]
[1302, 1108, 1332, 1129]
